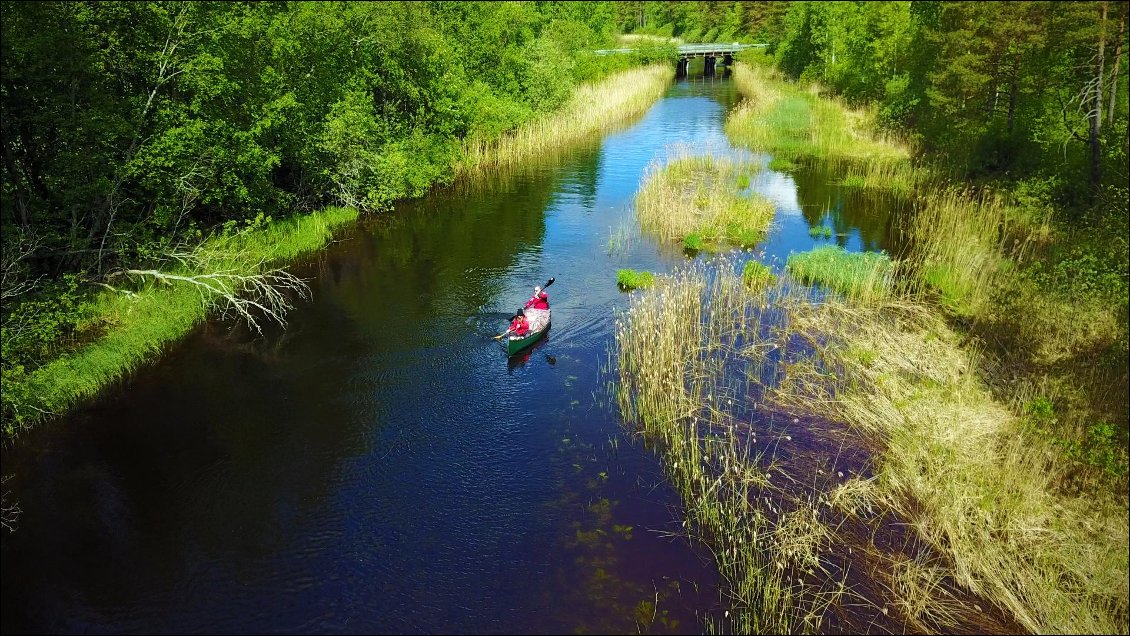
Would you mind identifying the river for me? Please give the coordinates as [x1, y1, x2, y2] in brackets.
[1, 72, 901, 634]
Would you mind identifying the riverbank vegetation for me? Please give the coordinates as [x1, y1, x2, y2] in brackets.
[615, 1, 1128, 633]
[0, 1, 678, 437]
[458, 63, 675, 176]
[635, 145, 773, 249]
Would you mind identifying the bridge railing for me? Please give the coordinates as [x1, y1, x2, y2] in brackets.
[592, 43, 767, 57]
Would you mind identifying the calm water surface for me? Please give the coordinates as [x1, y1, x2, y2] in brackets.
[1, 74, 899, 634]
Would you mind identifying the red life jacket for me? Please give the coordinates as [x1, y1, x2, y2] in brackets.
[525, 292, 548, 310]
[509, 316, 530, 336]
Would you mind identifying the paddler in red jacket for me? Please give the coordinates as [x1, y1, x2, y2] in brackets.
[524, 285, 549, 310]
[508, 309, 530, 336]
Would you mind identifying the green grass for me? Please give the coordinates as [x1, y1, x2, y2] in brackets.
[786, 245, 893, 305]
[808, 225, 833, 239]
[1, 206, 358, 436]
[741, 260, 775, 291]
[617, 269, 656, 290]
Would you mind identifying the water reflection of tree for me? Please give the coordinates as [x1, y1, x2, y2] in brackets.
[791, 164, 905, 253]
[321, 162, 563, 347]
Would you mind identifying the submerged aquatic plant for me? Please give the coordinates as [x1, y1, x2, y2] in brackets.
[808, 225, 833, 239]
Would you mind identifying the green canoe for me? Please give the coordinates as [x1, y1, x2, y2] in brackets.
[503, 308, 550, 355]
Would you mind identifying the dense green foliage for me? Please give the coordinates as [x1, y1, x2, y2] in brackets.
[1, 1, 634, 274]
[622, 1, 789, 45]
[0, 1, 673, 432]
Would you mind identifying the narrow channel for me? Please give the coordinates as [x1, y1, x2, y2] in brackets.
[1, 72, 902, 634]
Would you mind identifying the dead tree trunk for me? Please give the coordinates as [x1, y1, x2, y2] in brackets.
[1109, 3, 1125, 124]
[1089, 1, 1108, 197]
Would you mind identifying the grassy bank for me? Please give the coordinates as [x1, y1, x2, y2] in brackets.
[615, 260, 1130, 633]
[2, 57, 681, 440]
[458, 64, 674, 177]
[612, 57, 1129, 633]
[775, 298, 1129, 634]
[727, 63, 912, 179]
[635, 144, 773, 249]
[729, 58, 1126, 463]
[1, 207, 358, 436]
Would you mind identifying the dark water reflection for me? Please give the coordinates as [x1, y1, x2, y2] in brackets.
[1, 74, 902, 634]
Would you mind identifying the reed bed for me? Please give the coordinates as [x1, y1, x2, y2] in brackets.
[615, 255, 1128, 634]
[727, 63, 911, 167]
[458, 64, 674, 177]
[635, 144, 774, 248]
[615, 257, 860, 633]
[774, 300, 1130, 635]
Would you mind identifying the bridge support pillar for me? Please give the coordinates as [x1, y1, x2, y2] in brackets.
[704, 55, 716, 76]
[676, 58, 688, 78]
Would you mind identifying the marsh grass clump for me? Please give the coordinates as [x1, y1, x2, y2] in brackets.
[767, 157, 798, 172]
[616, 269, 656, 290]
[682, 233, 704, 252]
[808, 225, 833, 239]
[786, 245, 893, 304]
[635, 144, 774, 249]
[741, 260, 775, 291]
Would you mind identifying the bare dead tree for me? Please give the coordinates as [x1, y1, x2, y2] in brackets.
[1, 476, 21, 533]
[1109, 2, 1125, 124]
[93, 3, 193, 273]
[1, 229, 43, 303]
[103, 249, 311, 335]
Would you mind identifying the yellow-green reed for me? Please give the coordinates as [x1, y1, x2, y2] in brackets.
[458, 64, 674, 177]
[635, 143, 773, 248]
[773, 300, 1129, 635]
